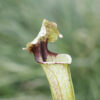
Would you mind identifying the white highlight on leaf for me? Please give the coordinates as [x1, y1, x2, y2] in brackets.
[31, 25, 46, 44]
[59, 34, 63, 38]
[56, 54, 72, 64]
[39, 26, 46, 37]
[65, 54, 72, 64]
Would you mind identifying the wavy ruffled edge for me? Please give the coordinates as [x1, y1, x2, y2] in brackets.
[23, 19, 72, 65]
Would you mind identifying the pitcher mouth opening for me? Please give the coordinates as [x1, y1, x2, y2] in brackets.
[26, 39, 57, 63]
[23, 39, 72, 64]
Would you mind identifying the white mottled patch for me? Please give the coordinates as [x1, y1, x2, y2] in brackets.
[39, 26, 46, 37]
[31, 25, 46, 44]
[65, 54, 72, 64]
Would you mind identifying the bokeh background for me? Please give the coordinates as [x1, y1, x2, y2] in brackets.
[0, 0, 100, 100]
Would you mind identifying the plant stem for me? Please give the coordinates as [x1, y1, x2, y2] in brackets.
[41, 64, 75, 100]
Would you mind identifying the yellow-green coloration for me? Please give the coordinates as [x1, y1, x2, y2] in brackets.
[23, 19, 75, 100]
[43, 19, 59, 42]
[42, 64, 75, 100]
[41, 54, 75, 100]
[26, 19, 60, 53]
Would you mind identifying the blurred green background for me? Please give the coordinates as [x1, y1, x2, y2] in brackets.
[0, 0, 100, 100]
